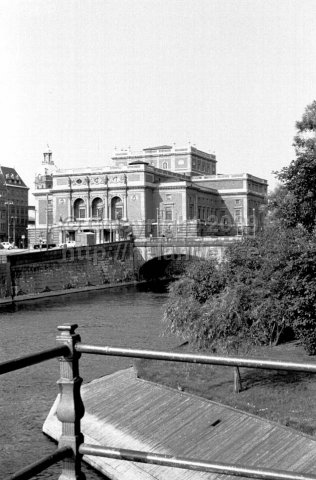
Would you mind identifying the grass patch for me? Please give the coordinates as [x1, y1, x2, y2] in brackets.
[134, 341, 316, 436]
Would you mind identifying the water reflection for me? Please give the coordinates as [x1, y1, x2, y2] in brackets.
[0, 282, 176, 478]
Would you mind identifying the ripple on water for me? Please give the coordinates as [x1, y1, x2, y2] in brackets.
[1, 283, 176, 478]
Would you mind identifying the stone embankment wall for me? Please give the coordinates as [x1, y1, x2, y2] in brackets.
[0, 238, 235, 299]
[0, 261, 11, 297]
[5, 241, 135, 298]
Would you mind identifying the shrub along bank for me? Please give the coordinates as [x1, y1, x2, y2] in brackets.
[163, 224, 316, 355]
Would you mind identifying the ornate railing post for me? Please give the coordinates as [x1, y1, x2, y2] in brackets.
[56, 324, 85, 479]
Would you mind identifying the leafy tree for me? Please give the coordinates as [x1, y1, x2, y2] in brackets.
[164, 225, 316, 355]
[276, 100, 316, 232]
[164, 101, 316, 355]
[267, 184, 297, 228]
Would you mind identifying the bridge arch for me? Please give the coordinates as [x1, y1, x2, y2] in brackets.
[139, 253, 200, 281]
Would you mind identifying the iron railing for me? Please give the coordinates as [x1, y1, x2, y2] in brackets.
[2, 323, 316, 480]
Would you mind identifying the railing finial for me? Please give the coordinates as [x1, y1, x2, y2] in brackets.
[58, 324, 79, 335]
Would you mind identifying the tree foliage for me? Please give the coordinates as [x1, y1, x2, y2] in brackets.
[164, 101, 316, 355]
[275, 100, 316, 232]
[267, 184, 297, 228]
[164, 225, 316, 355]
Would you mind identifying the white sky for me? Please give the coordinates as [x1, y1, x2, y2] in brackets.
[1, 0, 316, 202]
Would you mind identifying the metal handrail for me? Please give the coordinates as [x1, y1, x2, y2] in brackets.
[73, 341, 316, 480]
[4, 326, 316, 480]
[4, 447, 72, 480]
[75, 343, 316, 373]
[1, 343, 73, 479]
[79, 444, 316, 480]
[0, 345, 70, 375]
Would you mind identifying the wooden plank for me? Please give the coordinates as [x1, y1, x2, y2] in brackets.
[43, 367, 316, 480]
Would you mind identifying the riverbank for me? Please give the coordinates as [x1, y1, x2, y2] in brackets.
[0, 279, 148, 306]
[136, 340, 316, 436]
[0, 240, 138, 299]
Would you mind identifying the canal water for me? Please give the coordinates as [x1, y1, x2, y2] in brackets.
[0, 283, 177, 479]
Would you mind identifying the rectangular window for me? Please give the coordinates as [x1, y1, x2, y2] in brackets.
[115, 206, 123, 220]
[96, 207, 103, 218]
[165, 206, 173, 221]
[79, 207, 86, 219]
[235, 209, 241, 224]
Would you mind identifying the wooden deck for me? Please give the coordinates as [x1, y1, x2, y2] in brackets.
[43, 367, 316, 479]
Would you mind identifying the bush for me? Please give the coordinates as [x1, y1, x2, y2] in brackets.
[163, 225, 316, 355]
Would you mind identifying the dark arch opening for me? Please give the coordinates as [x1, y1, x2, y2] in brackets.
[139, 254, 198, 281]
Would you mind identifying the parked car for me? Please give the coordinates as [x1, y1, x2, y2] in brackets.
[58, 241, 76, 248]
[33, 243, 56, 249]
[1, 242, 13, 250]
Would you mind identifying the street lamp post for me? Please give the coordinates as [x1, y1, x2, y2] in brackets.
[156, 207, 162, 238]
[11, 216, 16, 246]
[34, 208, 37, 248]
[46, 193, 49, 250]
[0, 193, 4, 241]
[175, 213, 178, 240]
[253, 208, 256, 237]
[109, 220, 113, 243]
[5, 201, 13, 242]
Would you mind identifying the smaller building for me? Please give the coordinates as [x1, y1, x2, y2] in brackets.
[0, 166, 28, 246]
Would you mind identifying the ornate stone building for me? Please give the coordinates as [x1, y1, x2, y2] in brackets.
[28, 145, 267, 246]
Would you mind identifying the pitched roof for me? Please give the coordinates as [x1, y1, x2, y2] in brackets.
[0, 166, 27, 188]
[43, 367, 316, 480]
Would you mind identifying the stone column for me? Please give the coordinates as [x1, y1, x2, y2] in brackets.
[123, 174, 128, 221]
[104, 191, 109, 220]
[182, 191, 187, 221]
[59, 224, 63, 244]
[123, 194, 127, 221]
[194, 194, 198, 218]
[68, 177, 73, 220]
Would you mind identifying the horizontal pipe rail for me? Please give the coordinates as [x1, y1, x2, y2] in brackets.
[75, 344, 316, 373]
[4, 447, 72, 480]
[79, 444, 316, 480]
[0, 345, 70, 376]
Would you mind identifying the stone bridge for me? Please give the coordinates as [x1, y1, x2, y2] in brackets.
[0, 237, 240, 299]
[133, 237, 239, 280]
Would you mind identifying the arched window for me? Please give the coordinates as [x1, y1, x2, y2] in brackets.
[74, 199, 86, 219]
[111, 196, 123, 220]
[162, 161, 168, 169]
[92, 198, 103, 218]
